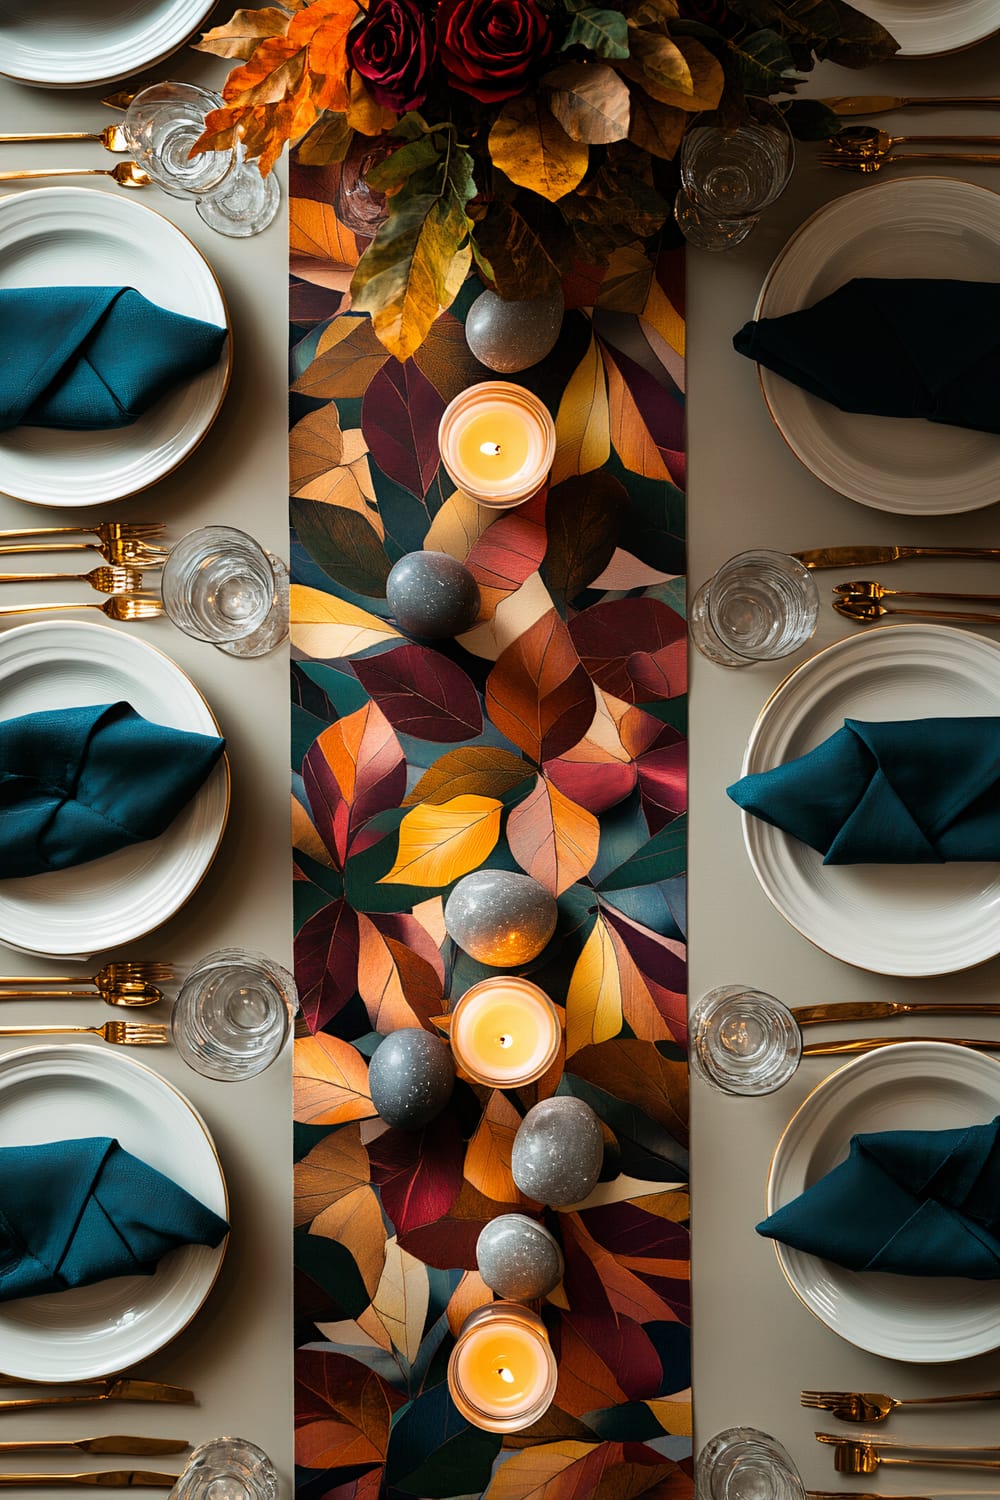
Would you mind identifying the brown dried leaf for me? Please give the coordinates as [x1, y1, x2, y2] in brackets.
[544, 62, 631, 145]
[489, 95, 589, 203]
[464, 1090, 523, 1202]
[289, 402, 343, 490]
[194, 6, 290, 59]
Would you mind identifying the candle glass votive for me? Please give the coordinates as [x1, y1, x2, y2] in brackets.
[696, 1428, 805, 1500]
[161, 525, 289, 658]
[690, 986, 801, 1097]
[450, 978, 562, 1088]
[168, 1436, 278, 1499]
[689, 549, 818, 668]
[438, 382, 556, 509]
[171, 948, 298, 1082]
[447, 1303, 558, 1433]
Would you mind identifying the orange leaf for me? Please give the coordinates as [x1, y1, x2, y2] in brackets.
[290, 200, 361, 269]
[446, 1268, 493, 1335]
[403, 746, 531, 809]
[312, 1184, 387, 1298]
[464, 1090, 523, 1202]
[295, 1353, 397, 1470]
[293, 1121, 370, 1226]
[570, 1039, 689, 1145]
[604, 346, 674, 482]
[482, 1442, 617, 1500]
[290, 0, 357, 112]
[293, 1034, 376, 1125]
[356, 912, 444, 1032]
[508, 774, 600, 896]
[566, 1214, 675, 1323]
[485, 609, 596, 765]
[194, 6, 291, 59]
[221, 33, 308, 107]
[304, 701, 405, 868]
[555, 1318, 627, 1417]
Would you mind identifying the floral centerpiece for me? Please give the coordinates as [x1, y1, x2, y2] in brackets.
[194, 0, 896, 358]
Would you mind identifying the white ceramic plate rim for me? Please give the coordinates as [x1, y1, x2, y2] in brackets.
[0, 1, 216, 87]
[767, 1041, 1000, 1362]
[740, 623, 1000, 976]
[851, 0, 1000, 57]
[0, 1042, 227, 1380]
[0, 619, 229, 958]
[754, 177, 1000, 515]
[0, 187, 230, 506]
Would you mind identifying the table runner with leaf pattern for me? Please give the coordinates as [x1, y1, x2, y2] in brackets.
[288, 150, 691, 1500]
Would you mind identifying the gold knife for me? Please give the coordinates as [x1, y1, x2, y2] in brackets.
[821, 95, 1000, 115]
[0, 1437, 188, 1456]
[795, 1000, 1000, 1026]
[0, 1473, 177, 1488]
[793, 545, 1000, 570]
[802, 1036, 1000, 1057]
[0, 1378, 194, 1409]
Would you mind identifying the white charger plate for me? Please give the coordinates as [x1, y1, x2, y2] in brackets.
[0, 187, 230, 506]
[851, 0, 1000, 57]
[740, 623, 1000, 976]
[0, 0, 216, 87]
[0, 1043, 227, 1380]
[754, 177, 1000, 515]
[767, 1042, 1000, 1362]
[0, 619, 229, 958]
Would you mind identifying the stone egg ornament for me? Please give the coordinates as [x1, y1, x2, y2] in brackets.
[444, 870, 557, 967]
[476, 1214, 565, 1301]
[386, 551, 481, 640]
[511, 1097, 604, 1208]
[465, 289, 564, 374]
[368, 1028, 455, 1130]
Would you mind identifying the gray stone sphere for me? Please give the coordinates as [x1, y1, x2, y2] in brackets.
[368, 1028, 455, 1130]
[444, 870, 557, 967]
[386, 551, 481, 639]
[465, 290, 565, 373]
[476, 1214, 565, 1300]
[511, 1097, 604, 1208]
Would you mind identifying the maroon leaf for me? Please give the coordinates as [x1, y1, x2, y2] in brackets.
[294, 898, 360, 1033]
[295, 1348, 403, 1470]
[465, 492, 548, 601]
[361, 358, 445, 499]
[636, 736, 687, 834]
[398, 1180, 523, 1269]
[561, 1231, 665, 1400]
[545, 753, 637, 815]
[603, 907, 687, 1042]
[368, 1113, 465, 1235]
[580, 1201, 690, 1262]
[569, 598, 687, 703]
[485, 609, 597, 763]
[353, 644, 483, 743]
[603, 341, 686, 490]
[302, 704, 407, 868]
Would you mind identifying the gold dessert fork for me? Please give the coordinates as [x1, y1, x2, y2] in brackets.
[0, 596, 163, 622]
[804, 1389, 1000, 1422]
[0, 566, 143, 595]
[819, 150, 1000, 172]
[831, 126, 1000, 156]
[0, 1022, 168, 1046]
[0, 125, 130, 152]
[0, 163, 151, 189]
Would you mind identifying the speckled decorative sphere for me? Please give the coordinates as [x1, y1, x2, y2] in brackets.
[368, 1029, 455, 1130]
[511, 1097, 604, 1208]
[386, 551, 481, 640]
[465, 289, 565, 373]
[444, 870, 557, 967]
[476, 1214, 565, 1300]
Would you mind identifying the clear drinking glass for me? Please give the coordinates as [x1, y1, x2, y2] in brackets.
[168, 1436, 278, 1500]
[123, 82, 280, 238]
[690, 987, 801, 1096]
[697, 1428, 806, 1500]
[161, 525, 289, 658]
[689, 549, 818, 668]
[675, 99, 794, 251]
[171, 949, 298, 1082]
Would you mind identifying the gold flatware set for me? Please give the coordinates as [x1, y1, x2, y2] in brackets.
[0, 522, 167, 618]
[0, 118, 148, 190]
[804, 1388, 1000, 1422]
[0, 1381, 193, 1487]
[802, 1390, 1000, 1478]
[0, 960, 172, 1004]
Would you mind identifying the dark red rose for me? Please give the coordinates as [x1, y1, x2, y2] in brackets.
[349, 0, 432, 113]
[436, 0, 553, 103]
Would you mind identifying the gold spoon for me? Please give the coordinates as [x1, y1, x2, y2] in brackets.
[0, 983, 162, 1006]
[834, 597, 1000, 627]
[831, 125, 1000, 155]
[0, 125, 130, 153]
[831, 1440, 1000, 1475]
[835, 579, 1000, 604]
[0, 162, 150, 190]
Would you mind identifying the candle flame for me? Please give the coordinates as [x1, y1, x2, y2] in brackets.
[479, 441, 502, 456]
[498, 1034, 513, 1049]
[497, 1367, 515, 1384]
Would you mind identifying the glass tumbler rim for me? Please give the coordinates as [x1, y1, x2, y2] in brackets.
[161, 525, 281, 645]
[680, 96, 795, 217]
[705, 548, 818, 662]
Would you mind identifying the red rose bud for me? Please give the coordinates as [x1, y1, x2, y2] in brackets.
[349, 0, 432, 113]
[436, 0, 553, 104]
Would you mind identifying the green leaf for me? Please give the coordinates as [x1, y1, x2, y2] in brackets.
[296, 114, 353, 165]
[290, 496, 392, 597]
[598, 814, 687, 891]
[782, 97, 843, 138]
[727, 0, 899, 67]
[562, 6, 630, 59]
[730, 27, 801, 93]
[366, 135, 448, 192]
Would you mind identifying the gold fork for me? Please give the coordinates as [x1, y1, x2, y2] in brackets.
[804, 1389, 1000, 1422]
[0, 125, 131, 153]
[0, 962, 174, 993]
[0, 566, 143, 595]
[819, 150, 1000, 172]
[0, 1022, 168, 1046]
[0, 596, 163, 622]
[0, 163, 151, 190]
[830, 126, 1000, 155]
[0, 522, 165, 544]
[834, 598, 1000, 627]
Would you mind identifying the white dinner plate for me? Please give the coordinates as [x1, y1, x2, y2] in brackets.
[0, 187, 230, 506]
[740, 623, 1000, 976]
[767, 1042, 1000, 1362]
[754, 177, 1000, 515]
[0, 1043, 227, 1380]
[0, 619, 229, 958]
[0, 0, 216, 88]
[851, 0, 1000, 57]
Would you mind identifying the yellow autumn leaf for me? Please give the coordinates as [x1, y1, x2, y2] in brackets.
[289, 402, 343, 491]
[291, 794, 334, 868]
[645, 1398, 693, 1436]
[565, 917, 626, 1056]
[446, 1269, 493, 1336]
[311, 1186, 386, 1298]
[551, 334, 611, 485]
[290, 196, 359, 268]
[643, 275, 686, 360]
[423, 490, 492, 561]
[293, 1034, 377, 1125]
[291, 585, 401, 659]
[489, 96, 589, 203]
[371, 1235, 429, 1364]
[379, 795, 502, 886]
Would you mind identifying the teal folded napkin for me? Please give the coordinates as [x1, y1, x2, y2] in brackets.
[734, 278, 1000, 436]
[0, 286, 227, 432]
[0, 701, 225, 878]
[0, 1138, 228, 1301]
[728, 717, 1000, 864]
[758, 1117, 1000, 1277]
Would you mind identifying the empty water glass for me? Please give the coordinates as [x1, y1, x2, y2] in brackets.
[697, 1428, 806, 1500]
[171, 949, 298, 1082]
[690, 987, 801, 1096]
[168, 1436, 278, 1499]
[689, 549, 818, 668]
[675, 99, 794, 251]
[123, 81, 280, 238]
[162, 525, 289, 658]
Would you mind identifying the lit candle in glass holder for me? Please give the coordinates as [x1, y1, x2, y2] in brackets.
[447, 1302, 557, 1433]
[450, 978, 561, 1088]
[437, 382, 555, 509]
